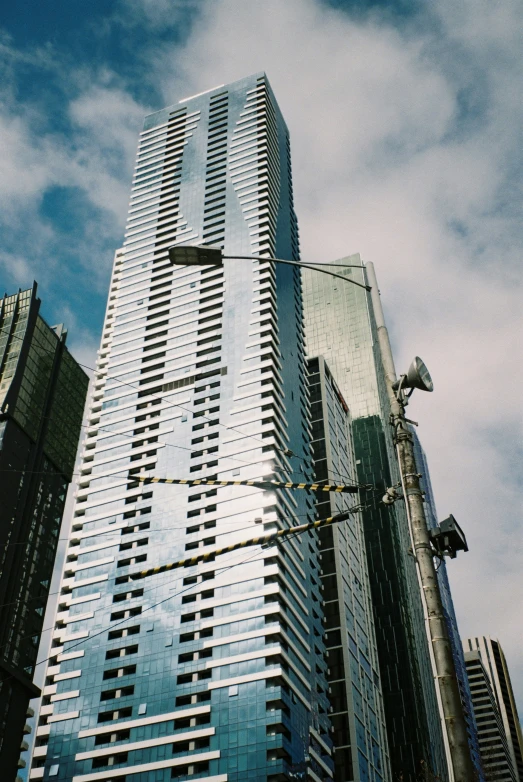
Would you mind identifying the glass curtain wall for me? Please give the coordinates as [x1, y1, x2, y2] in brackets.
[303, 257, 448, 781]
[0, 285, 88, 780]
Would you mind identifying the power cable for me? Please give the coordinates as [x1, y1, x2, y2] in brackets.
[2, 517, 341, 690]
[0, 500, 364, 657]
[0, 495, 374, 616]
[137, 476, 361, 494]
[0, 453, 364, 490]
[0, 537, 268, 662]
[0, 325, 309, 472]
[128, 510, 356, 582]
[0, 481, 373, 555]
[0, 327, 365, 487]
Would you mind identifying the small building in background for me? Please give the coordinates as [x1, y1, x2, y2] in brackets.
[464, 637, 523, 782]
[0, 283, 88, 780]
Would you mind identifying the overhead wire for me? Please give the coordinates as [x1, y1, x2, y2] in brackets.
[0, 324, 309, 472]
[1, 545, 267, 683]
[0, 530, 275, 659]
[0, 515, 348, 690]
[0, 326, 366, 488]
[0, 300, 375, 673]
[0, 455, 363, 490]
[0, 484, 375, 555]
[0, 491, 374, 617]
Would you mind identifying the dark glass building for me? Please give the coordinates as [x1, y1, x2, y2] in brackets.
[303, 258, 449, 780]
[30, 74, 334, 782]
[308, 356, 390, 782]
[0, 283, 88, 780]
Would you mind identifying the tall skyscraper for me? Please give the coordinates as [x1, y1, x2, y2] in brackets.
[29, 74, 334, 782]
[308, 356, 390, 782]
[464, 637, 523, 782]
[303, 257, 449, 780]
[0, 283, 88, 781]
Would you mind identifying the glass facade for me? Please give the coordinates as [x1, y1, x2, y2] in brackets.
[303, 258, 448, 780]
[308, 356, 390, 782]
[0, 285, 88, 780]
[31, 74, 334, 782]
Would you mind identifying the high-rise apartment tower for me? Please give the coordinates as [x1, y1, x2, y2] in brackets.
[30, 74, 334, 782]
[0, 283, 88, 780]
[303, 257, 449, 780]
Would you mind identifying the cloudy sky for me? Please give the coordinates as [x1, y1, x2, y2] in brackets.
[2, 0, 522, 715]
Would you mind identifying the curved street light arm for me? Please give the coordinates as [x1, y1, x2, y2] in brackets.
[224, 254, 371, 291]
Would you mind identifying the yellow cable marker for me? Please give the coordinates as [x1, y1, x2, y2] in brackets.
[137, 475, 361, 494]
[129, 511, 354, 582]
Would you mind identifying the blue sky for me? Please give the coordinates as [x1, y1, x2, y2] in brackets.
[2, 0, 522, 716]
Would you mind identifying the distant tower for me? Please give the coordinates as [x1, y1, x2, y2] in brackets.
[308, 356, 391, 781]
[0, 283, 88, 780]
[464, 637, 523, 782]
[29, 74, 334, 782]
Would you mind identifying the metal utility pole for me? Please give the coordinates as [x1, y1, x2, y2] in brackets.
[365, 262, 475, 782]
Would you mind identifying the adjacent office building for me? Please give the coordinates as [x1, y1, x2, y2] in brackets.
[308, 356, 390, 782]
[464, 637, 523, 782]
[30, 74, 335, 782]
[0, 284, 88, 780]
[303, 258, 449, 780]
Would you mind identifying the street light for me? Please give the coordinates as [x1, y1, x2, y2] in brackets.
[168, 244, 372, 291]
[365, 262, 475, 782]
[170, 245, 224, 267]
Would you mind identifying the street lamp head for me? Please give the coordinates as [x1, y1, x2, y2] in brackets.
[393, 356, 434, 394]
[169, 245, 223, 267]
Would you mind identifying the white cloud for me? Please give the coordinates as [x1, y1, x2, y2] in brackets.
[67, 85, 146, 218]
[0, 250, 33, 287]
[0, 109, 59, 212]
[0, 53, 148, 293]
